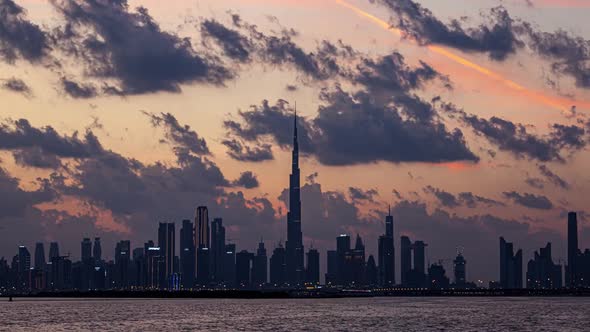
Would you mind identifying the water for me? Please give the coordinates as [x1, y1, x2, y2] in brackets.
[1, 297, 589, 331]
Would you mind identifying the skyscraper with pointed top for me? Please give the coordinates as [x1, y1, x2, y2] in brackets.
[286, 106, 305, 285]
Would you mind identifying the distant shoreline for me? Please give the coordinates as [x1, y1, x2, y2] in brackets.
[3, 288, 590, 299]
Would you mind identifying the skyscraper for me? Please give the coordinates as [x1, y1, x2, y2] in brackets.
[34, 242, 45, 270]
[195, 206, 210, 249]
[223, 243, 236, 287]
[81, 238, 92, 262]
[211, 218, 226, 282]
[400, 236, 412, 286]
[378, 209, 395, 286]
[17, 246, 31, 291]
[158, 222, 175, 281]
[306, 248, 320, 285]
[567, 212, 579, 287]
[252, 241, 267, 286]
[526, 242, 562, 289]
[236, 250, 254, 288]
[336, 234, 351, 285]
[270, 243, 286, 286]
[93, 238, 102, 263]
[285, 110, 305, 285]
[115, 240, 131, 288]
[499, 237, 523, 289]
[180, 219, 195, 288]
[453, 252, 467, 286]
[49, 242, 60, 260]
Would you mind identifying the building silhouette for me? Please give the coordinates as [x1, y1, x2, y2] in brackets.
[158, 222, 175, 284]
[49, 242, 60, 261]
[285, 110, 305, 285]
[223, 243, 236, 287]
[236, 250, 254, 288]
[400, 236, 428, 288]
[270, 243, 286, 286]
[180, 219, 195, 288]
[252, 241, 268, 286]
[93, 238, 102, 264]
[453, 252, 467, 287]
[526, 243, 562, 289]
[428, 263, 450, 289]
[306, 248, 320, 285]
[365, 255, 378, 286]
[499, 237, 523, 289]
[211, 218, 226, 283]
[325, 250, 337, 285]
[567, 212, 579, 287]
[34, 243, 45, 271]
[378, 209, 395, 287]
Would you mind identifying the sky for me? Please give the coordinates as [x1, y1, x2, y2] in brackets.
[1, 0, 590, 283]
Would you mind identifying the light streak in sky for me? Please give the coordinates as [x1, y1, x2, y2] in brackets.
[335, 0, 590, 112]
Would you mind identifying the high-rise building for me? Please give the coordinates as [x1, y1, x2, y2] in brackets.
[270, 243, 286, 286]
[499, 237, 523, 289]
[567, 212, 579, 287]
[196, 247, 210, 285]
[180, 219, 195, 288]
[211, 218, 226, 282]
[526, 243, 562, 289]
[285, 110, 305, 285]
[349, 234, 366, 286]
[365, 255, 378, 286]
[252, 241, 267, 286]
[93, 238, 102, 263]
[195, 206, 210, 249]
[17, 246, 31, 291]
[236, 250, 254, 288]
[378, 209, 395, 286]
[336, 234, 351, 285]
[115, 240, 131, 288]
[49, 242, 60, 260]
[325, 250, 337, 285]
[81, 238, 92, 262]
[34, 242, 45, 270]
[306, 248, 320, 285]
[223, 244, 236, 287]
[146, 246, 165, 289]
[158, 222, 175, 281]
[400, 236, 412, 286]
[453, 252, 467, 286]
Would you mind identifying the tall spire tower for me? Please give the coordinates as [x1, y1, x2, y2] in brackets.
[286, 104, 304, 285]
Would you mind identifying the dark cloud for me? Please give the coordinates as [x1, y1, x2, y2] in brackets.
[61, 77, 97, 99]
[503, 191, 554, 210]
[232, 171, 260, 189]
[537, 164, 569, 190]
[0, 118, 104, 167]
[13, 147, 62, 169]
[225, 93, 478, 165]
[0, 0, 50, 63]
[424, 185, 460, 207]
[1, 77, 32, 96]
[460, 114, 586, 162]
[50, 0, 233, 95]
[144, 112, 210, 155]
[377, 0, 522, 61]
[349, 187, 378, 202]
[201, 19, 252, 63]
[525, 176, 545, 189]
[424, 186, 503, 208]
[221, 138, 274, 162]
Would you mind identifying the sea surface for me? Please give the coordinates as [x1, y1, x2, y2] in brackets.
[1, 297, 589, 331]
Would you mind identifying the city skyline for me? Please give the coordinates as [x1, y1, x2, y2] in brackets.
[0, 0, 590, 284]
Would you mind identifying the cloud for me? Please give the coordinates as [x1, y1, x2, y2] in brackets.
[50, 0, 233, 95]
[537, 164, 569, 189]
[144, 112, 210, 155]
[225, 91, 478, 166]
[424, 185, 460, 207]
[60, 77, 98, 99]
[0, 0, 50, 63]
[1, 77, 32, 97]
[0, 118, 104, 168]
[349, 187, 379, 202]
[221, 138, 274, 162]
[377, 0, 523, 61]
[459, 113, 586, 162]
[201, 19, 253, 63]
[424, 186, 504, 208]
[503, 191, 554, 210]
[232, 171, 260, 189]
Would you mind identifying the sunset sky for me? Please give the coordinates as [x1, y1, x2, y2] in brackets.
[1, 0, 590, 282]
